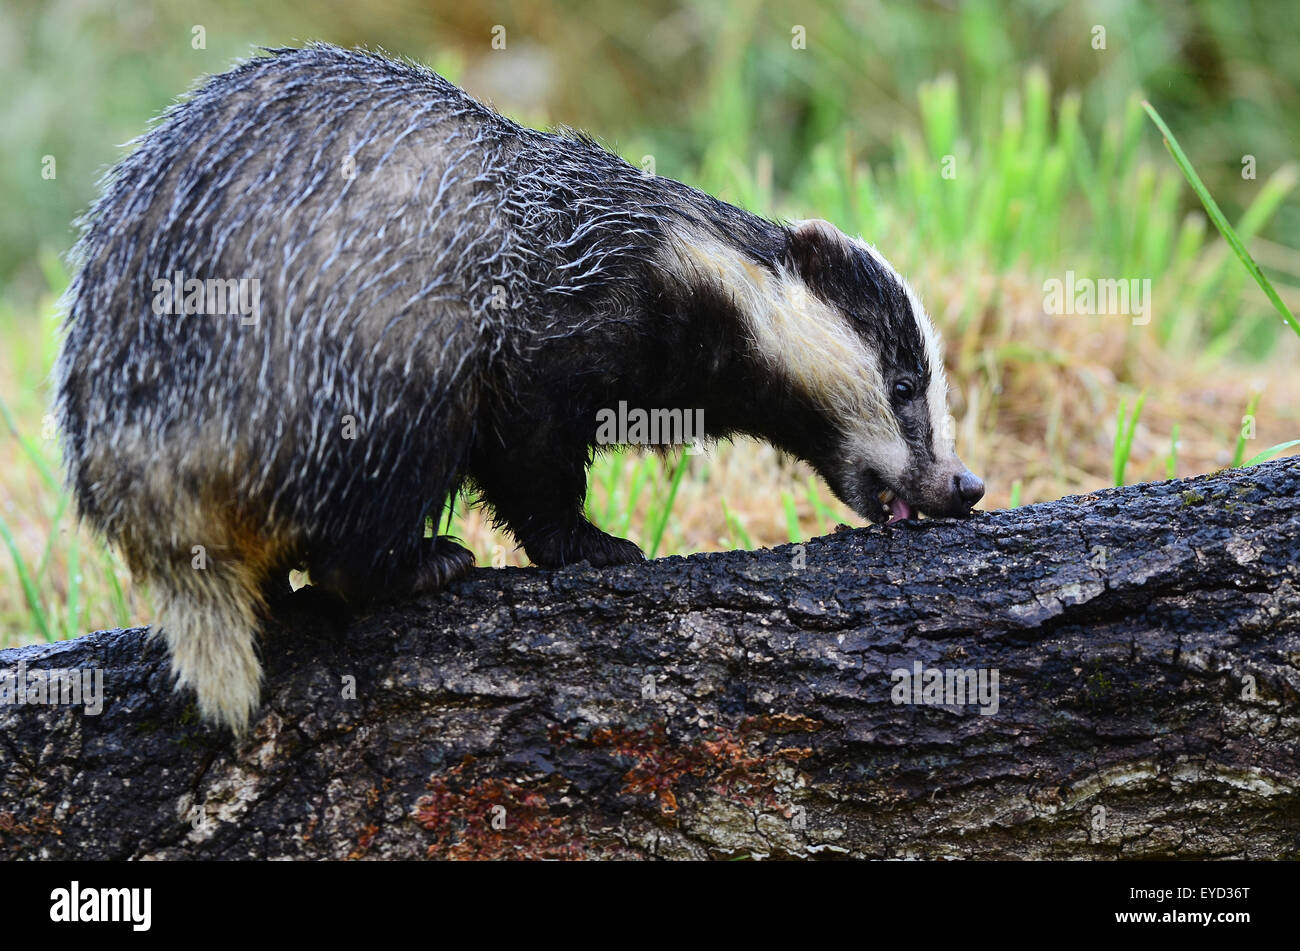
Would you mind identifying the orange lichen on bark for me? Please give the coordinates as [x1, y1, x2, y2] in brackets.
[411, 758, 585, 861]
[585, 720, 812, 814]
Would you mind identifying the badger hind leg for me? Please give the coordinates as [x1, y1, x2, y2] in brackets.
[151, 558, 267, 735]
[408, 535, 476, 594]
[308, 533, 476, 605]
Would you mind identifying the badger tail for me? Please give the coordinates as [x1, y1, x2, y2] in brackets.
[152, 561, 266, 736]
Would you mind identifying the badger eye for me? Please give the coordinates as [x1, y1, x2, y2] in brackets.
[893, 379, 916, 401]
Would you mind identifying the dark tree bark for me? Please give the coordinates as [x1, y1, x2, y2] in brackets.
[2, 460, 1298, 860]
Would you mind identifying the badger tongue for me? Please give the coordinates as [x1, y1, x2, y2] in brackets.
[886, 496, 913, 523]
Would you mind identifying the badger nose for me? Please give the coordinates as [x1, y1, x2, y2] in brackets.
[953, 470, 985, 509]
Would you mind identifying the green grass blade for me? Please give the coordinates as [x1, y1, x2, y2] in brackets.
[439, 489, 457, 536]
[805, 477, 835, 535]
[0, 514, 54, 643]
[1243, 439, 1300, 468]
[1113, 391, 1146, 486]
[781, 490, 801, 543]
[1008, 480, 1022, 509]
[65, 532, 81, 638]
[1124, 391, 1147, 482]
[646, 454, 688, 559]
[1166, 423, 1180, 479]
[0, 394, 61, 492]
[602, 448, 621, 526]
[100, 546, 130, 629]
[1112, 398, 1127, 486]
[1142, 101, 1300, 342]
[720, 498, 752, 550]
[34, 489, 70, 586]
[618, 455, 652, 538]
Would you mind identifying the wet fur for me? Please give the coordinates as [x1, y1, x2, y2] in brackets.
[56, 44, 967, 732]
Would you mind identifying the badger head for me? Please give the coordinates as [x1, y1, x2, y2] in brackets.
[775, 218, 983, 522]
[665, 217, 983, 524]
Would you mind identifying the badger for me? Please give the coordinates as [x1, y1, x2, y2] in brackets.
[55, 44, 984, 734]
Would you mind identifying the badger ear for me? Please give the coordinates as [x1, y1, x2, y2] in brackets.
[785, 218, 845, 280]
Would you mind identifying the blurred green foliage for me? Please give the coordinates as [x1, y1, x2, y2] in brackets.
[3, 0, 1298, 311]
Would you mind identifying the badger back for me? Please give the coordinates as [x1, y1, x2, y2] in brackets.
[55, 45, 528, 533]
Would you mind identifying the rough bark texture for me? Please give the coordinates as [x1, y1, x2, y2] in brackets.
[2, 460, 1298, 860]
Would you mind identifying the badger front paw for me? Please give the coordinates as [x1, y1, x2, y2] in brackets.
[579, 531, 646, 568]
[524, 518, 645, 569]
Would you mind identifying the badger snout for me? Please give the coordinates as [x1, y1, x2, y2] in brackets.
[924, 463, 984, 517]
[954, 468, 985, 509]
[851, 460, 984, 525]
[899, 462, 985, 521]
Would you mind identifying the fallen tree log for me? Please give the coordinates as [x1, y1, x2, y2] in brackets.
[1, 459, 1298, 860]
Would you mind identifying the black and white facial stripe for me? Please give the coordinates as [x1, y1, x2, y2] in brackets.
[662, 217, 969, 521]
[783, 219, 942, 472]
